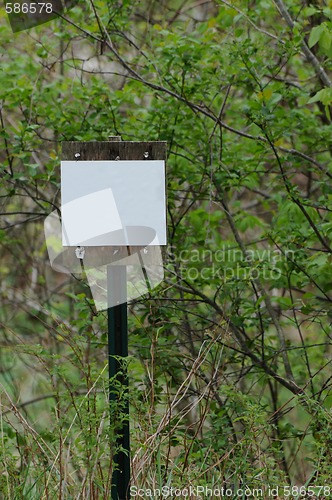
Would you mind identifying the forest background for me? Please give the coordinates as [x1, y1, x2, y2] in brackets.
[1, 0, 332, 497]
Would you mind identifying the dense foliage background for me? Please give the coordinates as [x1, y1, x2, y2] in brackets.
[1, 0, 332, 497]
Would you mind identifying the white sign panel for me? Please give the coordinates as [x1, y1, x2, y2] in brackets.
[61, 160, 166, 246]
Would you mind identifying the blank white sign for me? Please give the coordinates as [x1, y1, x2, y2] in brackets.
[61, 160, 166, 246]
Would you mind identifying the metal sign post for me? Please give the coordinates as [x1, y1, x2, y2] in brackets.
[107, 264, 130, 500]
[61, 137, 167, 500]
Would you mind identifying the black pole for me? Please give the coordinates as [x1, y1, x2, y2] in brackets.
[107, 265, 130, 500]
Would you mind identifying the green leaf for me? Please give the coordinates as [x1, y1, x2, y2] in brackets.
[308, 24, 326, 48]
[304, 6, 319, 17]
[308, 88, 332, 105]
[320, 29, 332, 50]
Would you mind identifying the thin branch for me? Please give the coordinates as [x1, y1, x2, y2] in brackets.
[273, 0, 332, 87]
[165, 277, 304, 396]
